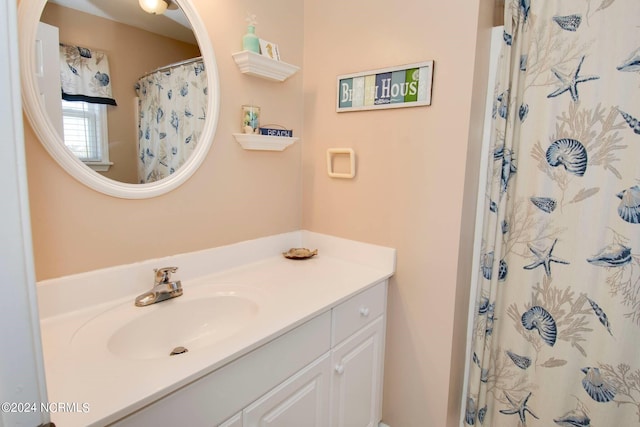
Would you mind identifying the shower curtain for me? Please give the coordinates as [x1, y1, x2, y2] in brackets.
[136, 59, 207, 183]
[464, 0, 640, 426]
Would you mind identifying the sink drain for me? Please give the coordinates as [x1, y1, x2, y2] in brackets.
[170, 346, 188, 356]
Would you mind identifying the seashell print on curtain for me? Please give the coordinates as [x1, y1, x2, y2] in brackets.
[135, 59, 207, 183]
[59, 43, 117, 106]
[464, 0, 640, 425]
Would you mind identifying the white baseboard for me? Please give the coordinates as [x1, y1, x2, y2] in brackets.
[379, 423, 391, 427]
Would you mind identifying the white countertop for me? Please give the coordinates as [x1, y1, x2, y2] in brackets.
[37, 231, 395, 426]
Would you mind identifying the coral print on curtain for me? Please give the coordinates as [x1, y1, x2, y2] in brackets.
[135, 59, 207, 183]
[464, 0, 640, 426]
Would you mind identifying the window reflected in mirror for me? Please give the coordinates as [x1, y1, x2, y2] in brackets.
[61, 100, 112, 171]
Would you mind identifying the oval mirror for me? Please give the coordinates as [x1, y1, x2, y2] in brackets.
[18, 0, 220, 199]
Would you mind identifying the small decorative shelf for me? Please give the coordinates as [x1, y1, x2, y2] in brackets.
[233, 133, 299, 151]
[232, 51, 300, 82]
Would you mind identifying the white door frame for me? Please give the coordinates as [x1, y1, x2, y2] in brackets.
[0, 1, 49, 426]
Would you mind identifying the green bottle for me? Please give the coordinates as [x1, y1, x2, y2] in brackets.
[242, 25, 260, 53]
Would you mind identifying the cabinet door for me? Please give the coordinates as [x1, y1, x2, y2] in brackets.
[331, 316, 385, 427]
[219, 412, 242, 427]
[243, 353, 331, 427]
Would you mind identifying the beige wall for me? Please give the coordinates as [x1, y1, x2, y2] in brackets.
[301, 0, 493, 426]
[25, 0, 304, 279]
[25, 0, 495, 425]
[41, 3, 201, 183]
[494, 0, 505, 26]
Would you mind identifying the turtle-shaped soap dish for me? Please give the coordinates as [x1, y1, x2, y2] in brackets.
[283, 248, 318, 260]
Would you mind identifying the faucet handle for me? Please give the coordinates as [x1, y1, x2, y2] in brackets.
[154, 266, 178, 284]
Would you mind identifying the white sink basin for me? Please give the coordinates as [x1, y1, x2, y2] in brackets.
[71, 284, 263, 360]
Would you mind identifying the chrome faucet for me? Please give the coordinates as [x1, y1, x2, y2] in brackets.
[135, 267, 183, 307]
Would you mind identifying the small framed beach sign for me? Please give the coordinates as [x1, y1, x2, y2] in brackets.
[336, 61, 433, 112]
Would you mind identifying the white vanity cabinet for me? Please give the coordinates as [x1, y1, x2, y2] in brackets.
[40, 231, 396, 427]
[50, 266, 389, 426]
[114, 280, 387, 427]
[216, 281, 387, 427]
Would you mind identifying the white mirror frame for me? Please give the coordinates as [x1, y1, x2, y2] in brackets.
[18, 0, 220, 199]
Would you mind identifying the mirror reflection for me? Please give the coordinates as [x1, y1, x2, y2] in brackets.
[39, 0, 207, 184]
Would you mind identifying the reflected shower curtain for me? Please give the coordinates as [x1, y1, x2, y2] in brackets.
[136, 60, 207, 183]
[465, 1, 640, 426]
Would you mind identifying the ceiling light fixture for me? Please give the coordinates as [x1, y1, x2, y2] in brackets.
[139, 0, 170, 15]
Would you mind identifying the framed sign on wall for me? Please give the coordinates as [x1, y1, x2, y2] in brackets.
[336, 61, 434, 112]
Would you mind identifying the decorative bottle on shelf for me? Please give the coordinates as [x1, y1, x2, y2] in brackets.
[242, 14, 260, 53]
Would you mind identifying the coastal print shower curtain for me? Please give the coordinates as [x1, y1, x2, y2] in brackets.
[136, 60, 207, 183]
[465, 0, 640, 426]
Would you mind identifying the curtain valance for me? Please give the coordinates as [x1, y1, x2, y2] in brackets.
[59, 43, 117, 106]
